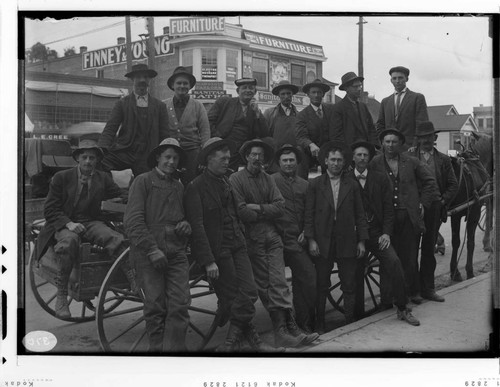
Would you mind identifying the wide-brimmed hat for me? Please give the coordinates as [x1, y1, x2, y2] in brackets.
[415, 121, 440, 137]
[275, 144, 302, 164]
[239, 138, 275, 163]
[125, 63, 158, 79]
[339, 72, 364, 91]
[167, 66, 197, 90]
[272, 80, 299, 96]
[235, 78, 257, 87]
[147, 138, 186, 169]
[389, 66, 410, 77]
[197, 137, 236, 166]
[302, 78, 330, 94]
[379, 128, 406, 145]
[72, 138, 104, 161]
[350, 141, 376, 161]
[318, 141, 352, 166]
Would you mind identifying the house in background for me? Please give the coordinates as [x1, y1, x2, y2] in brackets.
[473, 104, 494, 134]
[427, 105, 479, 154]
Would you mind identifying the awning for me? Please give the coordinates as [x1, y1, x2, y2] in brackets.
[25, 80, 128, 98]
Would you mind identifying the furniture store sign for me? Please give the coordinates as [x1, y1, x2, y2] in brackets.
[82, 35, 173, 70]
[244, 31, 325, 57]
[170, 17, 225, 36]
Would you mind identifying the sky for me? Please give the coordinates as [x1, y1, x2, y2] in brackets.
[23, 14, 494, 114]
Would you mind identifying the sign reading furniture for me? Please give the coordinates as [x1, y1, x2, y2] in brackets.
[244, 31, 325, 57]
[170, 17, 225, 36]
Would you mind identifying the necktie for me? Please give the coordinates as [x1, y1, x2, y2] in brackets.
[316, 107, 323, 119]
[357, 174, 366, 180]
[395, 92, 402, 121]
[80, 181, 88, 201]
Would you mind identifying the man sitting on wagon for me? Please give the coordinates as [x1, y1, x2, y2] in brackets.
[34, 139, 126, 318]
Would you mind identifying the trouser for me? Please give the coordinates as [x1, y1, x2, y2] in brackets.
[418, 200, 442, 293]
[135, 250, 191, 352]
[284, 248, 317, 330]
[181, 148, 201, 186]
[100, 148, 149, 177]
[246, 231, 293, 311]
[298, 150, 318, 180]
[213, 238, 258, 329]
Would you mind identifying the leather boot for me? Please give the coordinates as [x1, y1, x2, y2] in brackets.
[270, 310, 303, 348]
[343, 293, 356, 325]
[242, 323, 285, 353]
[216, 323, 242, 353]
[285, 309, 319, 345]
[315, 294, 326, 334]
[55, 270, 71, 318]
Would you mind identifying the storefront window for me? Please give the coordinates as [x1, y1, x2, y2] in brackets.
[252, 57, 268, 89]
[182, 49, 193, 75]
[201, 48, 217, 80]
[226, 49, 238, 82]
[291, 63, 305, 88]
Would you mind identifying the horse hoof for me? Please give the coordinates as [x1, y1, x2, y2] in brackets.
[451, 272, 463, 282]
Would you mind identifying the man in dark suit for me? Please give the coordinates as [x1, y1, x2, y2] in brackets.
[376, 66, 429, 149]
[349, 141, 419, 326]
[208, 78, 270, 172]
[304, 141, 368, 332]
[98, 64, 169, 177]
[34, 139, 125, 318]
[330, 72, 379, 148]
[370, 128, 440, 305]
[295, 79, 334, 179]
[405, 121, 458, 301]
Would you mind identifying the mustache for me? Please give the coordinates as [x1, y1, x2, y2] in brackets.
[137, 81, 148, 87]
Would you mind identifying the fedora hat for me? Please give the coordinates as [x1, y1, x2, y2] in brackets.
[339, 72, 364, 91]
[415, 121, 440, 137]
[275, 144, 302, 164]
[125, 63, 158, 79]
[318, 141, 352, 166]
[239, 138, 275, 164]
[167, 66, 197, 90]
[389, 66, 410, 77]
[272, 80, 299, 96]
[147, 138, 186, 170]
[379, 127, 406, 144]
[197, 137, 236, 166]
[351, 141, 376, 161]
[302, 78, 330, 94]
[72, 138, 104, 161]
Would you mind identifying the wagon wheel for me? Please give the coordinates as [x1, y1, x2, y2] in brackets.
[96, 250, 222, 353]
[478, 203, 487, 232]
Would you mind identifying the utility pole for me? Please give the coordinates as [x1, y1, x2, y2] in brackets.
[357, 16, 367, 103]
[125, 16, 133, 94]
[145, 17, 157, 97]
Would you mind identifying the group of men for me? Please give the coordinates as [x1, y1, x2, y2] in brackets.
[35, 62, 459, 353]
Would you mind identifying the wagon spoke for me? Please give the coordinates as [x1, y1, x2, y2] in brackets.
[108, 316, 146, 345]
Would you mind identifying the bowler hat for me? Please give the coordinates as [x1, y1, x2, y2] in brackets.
[351, 141, 376, 161]
[389, 66, 410, 77]
[272, 80, 299, 96]
[379, 127, 406, 144]
[239, 138, 275, 164]
[167, 66, 197, 90]
[275, 144, 302, 164]
[235, 78, 257, 87]
[197, 137, 236, 166]
[302, 78, 330, 94]
[339, 72, 364, 91]
[147, 138, 186, 169]
[72, 138, 104, 161]
[125, 63, 158, 79]
[318, 141, 352, 166]
[415, 121, 440, 137]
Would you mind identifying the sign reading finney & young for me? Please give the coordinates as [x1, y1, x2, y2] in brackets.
[170, 17, 225, 36]
[244, 31, 325, 58]
[82, 35, 173, 70]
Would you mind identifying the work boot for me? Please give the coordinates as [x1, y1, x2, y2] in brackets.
[314, 294, 327, 334]
[285, 309, 319, 345]
[55, 270, 71, 318]
[397, 308, 420, 326]
[270, 310, 303, 348]
[343, 293, 356, 325]
[421, 290, 445, 302]
[242, 323, 285, 353]
[216, 323, 242, 353]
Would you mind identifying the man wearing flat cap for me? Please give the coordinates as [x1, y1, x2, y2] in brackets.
[164, 66, 210, 185]
[405, 121, 458, 296]
[184, 137, 280, 352]
[330, 72, 379, 148]
[34, 139, 126, 319]
[208, 78, 270, 172]
[98, 63, 169, 177]
[229, 139, 317, 348]
[295, 78, 334, 179]
[376, 66, 429, 149]
[124, 138, 192, 352]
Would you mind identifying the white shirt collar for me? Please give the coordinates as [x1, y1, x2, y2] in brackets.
[394, 87, 407, 95]
[354, 169, 367, 178]
[310, 103, 322, 112]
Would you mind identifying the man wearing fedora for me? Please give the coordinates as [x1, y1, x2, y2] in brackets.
[295, 78, 334, 179]
[304, 141, 368, 332]
[229, 139, 316, 348]
[98, 63, 169, 177]
[348, 141, 420, 326]
[164, 66, 210, 185]
[376, 66, 429, 149]
[271, 144, 318, 335]
[124, 138, 192, 352]
[370, 128, 440, 306]
[185, 137, 279, 352]
[34, 139, 126, 318]
[208, 78, 269, 172]
[331, 72, 378, 149]
[405, 121, 458, 298]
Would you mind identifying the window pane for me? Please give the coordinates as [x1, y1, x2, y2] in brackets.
[226, 49, 238, 82]
[487, 118, 493, 128]
[291, 64, 305, 87]
[252, 57, 268, 88]
[201, 48, 217, 80]
[478, 118, 484, 128]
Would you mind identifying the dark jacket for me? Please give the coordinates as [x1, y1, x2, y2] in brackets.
[98, 93, 169, 152]
[295, 103, 334, 151]
[304, 173, 369, 259]
[34, 167, 123, 261]
[376, 89, 428, 147]
[263, 103, 299, 147]
[330, 96, 379, 147]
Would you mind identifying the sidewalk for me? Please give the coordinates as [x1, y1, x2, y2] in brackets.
[300, 272, 492, 353]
